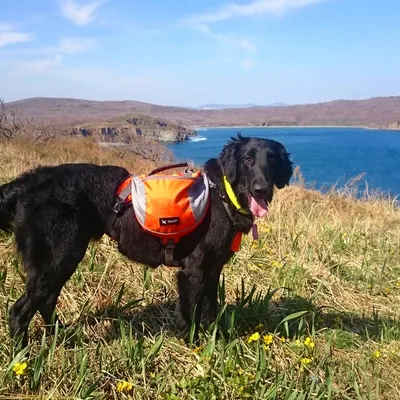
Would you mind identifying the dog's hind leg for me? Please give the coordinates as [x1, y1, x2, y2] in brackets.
[9, 215, 92, 347]
[8, 270, 63, 348]
[39, 287, 69, 333]
[37, 247, 90, 331]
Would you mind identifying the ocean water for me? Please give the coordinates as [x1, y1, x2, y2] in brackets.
[167, 127, 400, 197]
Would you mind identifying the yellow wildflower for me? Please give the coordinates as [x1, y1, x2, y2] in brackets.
[116, 381, 133, 392]
[13, 362, 27, 376]
[301, 357, 312, 365]
[193, 346, 203, 354]
[237, 367, 244, 375]
[261, 226, 270, 234]
[295, 339, 302, 347]
[247, 332, 260, 343]
[385, 287, 391, 295]
[304, 337, 315, 349]
[247, 372, 255, 380]
[280, 337, 286, 343]
[255, 323, 264, 331]
[256, 263, 264, 268]
[271, 260, 283, 268]
[372, 350, 381, 359]
[263, 335, 273, 345]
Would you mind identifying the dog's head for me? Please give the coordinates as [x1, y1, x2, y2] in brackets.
[219, 133, 293, 217]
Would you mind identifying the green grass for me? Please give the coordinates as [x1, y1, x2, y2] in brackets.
[0, 141, 400, 399]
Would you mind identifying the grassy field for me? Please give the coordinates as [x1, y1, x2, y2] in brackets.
[0, 139, 400, 399]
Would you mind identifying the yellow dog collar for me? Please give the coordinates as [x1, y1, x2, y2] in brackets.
[223, 176, 249, 215]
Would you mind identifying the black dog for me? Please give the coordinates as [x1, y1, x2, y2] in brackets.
[0, 134, 292, 346]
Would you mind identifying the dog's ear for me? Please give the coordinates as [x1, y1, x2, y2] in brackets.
[274, 145, 293, 189]
[219, 139, 240, 184]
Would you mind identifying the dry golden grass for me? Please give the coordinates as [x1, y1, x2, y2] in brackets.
[0, 138, 162, 183]
[0, 138, 399, 399]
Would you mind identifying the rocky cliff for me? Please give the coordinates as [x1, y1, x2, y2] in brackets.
[385, 121, 400, 130]
[71, 114, 196, 143]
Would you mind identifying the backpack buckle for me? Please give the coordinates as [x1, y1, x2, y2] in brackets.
[111, 198, 124, 214]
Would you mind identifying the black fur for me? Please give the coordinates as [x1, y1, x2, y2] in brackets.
[0, 135, 292, 346]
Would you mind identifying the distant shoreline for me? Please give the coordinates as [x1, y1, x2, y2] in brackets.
[191, 125, 382, 130]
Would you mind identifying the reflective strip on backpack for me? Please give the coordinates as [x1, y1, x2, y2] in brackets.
[130, 171, 210, 242]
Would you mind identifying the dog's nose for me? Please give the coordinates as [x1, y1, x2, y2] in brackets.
[253, 184, 268, 196]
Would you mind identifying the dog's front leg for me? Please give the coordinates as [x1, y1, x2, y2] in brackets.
[177, 263, 204, 344]
[201, 262, 224, 327]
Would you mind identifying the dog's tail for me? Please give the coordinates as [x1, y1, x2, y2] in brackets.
[0, 179, 20, 232]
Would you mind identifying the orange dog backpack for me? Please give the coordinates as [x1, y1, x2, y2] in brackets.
[108, 163, 211, 266]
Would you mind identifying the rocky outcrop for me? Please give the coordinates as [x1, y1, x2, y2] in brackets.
[71, 115, 196, 143]
[385, 121, 400, 130]
[262, 120, 299, 127]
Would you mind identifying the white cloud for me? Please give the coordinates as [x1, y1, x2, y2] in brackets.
[15, 55, 64, 75]
[60, 0, 106, 26]
[196, 24, 255, 52]
[241, 59, 255, 70]
[1, 36, 95, 77]
[0, 23, 13, 31]
[2, 36, 97, 56]
[195, 57, 236, 66]
[58, 36, 96, 54]
[0, 23, 33, 48]
[188, 0, 327, 24]
[185, 0, 327, 52]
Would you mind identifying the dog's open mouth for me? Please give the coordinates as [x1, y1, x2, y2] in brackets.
[248, 195, 268, 218]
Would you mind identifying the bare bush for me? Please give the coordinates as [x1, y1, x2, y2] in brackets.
[0, 98, 72, 144]
[0, 98, 24, 140]
[0, 99, 174, 164]
[26, 122, 70, 144]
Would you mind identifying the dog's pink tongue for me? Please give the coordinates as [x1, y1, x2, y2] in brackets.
[249, 196, 268, 218]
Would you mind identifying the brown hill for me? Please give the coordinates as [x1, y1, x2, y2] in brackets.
[5, 96, 400, 129]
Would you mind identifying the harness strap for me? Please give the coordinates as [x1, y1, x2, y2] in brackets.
[208, 177, 244, 252]
[105, 176, 133, 235]
[164, 239, 179, 267]
[105, 198, 123, 236]
[231, 232, 243, 252]
[149, 162, 191, 176]
[223, 176, 249, 215]
[118, 180, 134, 201]
[208, 177, 237, 226]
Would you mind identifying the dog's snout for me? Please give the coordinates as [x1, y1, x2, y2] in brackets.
[253, 183, 268, 196]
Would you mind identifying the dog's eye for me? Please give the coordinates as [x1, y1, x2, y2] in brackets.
[244, 155, 253, 164]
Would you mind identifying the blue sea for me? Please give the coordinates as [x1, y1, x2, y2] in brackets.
[167, 127, 400, 197]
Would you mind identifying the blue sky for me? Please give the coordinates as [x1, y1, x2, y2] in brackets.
[1, 0, 399, 106]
